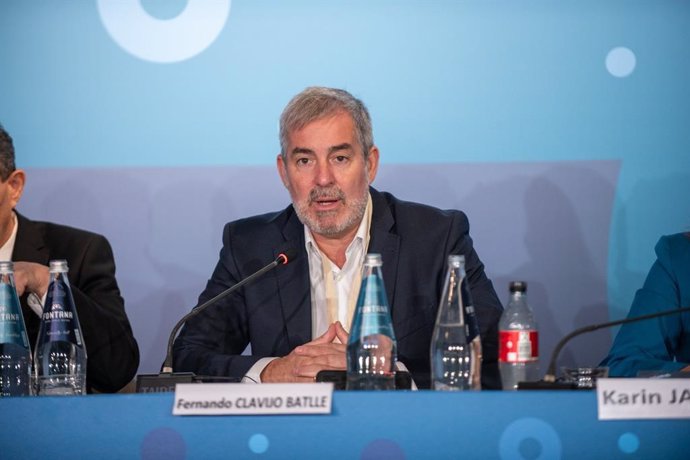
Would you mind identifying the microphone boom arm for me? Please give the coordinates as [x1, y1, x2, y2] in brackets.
[161, 252, 290, 373]
[544, 305, 690, 382]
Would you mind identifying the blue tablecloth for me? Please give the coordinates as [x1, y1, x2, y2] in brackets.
[1, 390, 688, 459]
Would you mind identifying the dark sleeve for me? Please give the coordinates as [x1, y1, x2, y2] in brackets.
[70, 234, 139, 393]
[172, 223, 263, 379]
[601, 236, 687, 376]
[448, 211, 504, 389]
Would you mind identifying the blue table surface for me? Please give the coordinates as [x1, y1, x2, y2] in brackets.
[1, 390, 688, 459]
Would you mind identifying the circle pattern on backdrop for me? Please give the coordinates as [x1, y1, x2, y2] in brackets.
[360, 439, 406, 460]
[140, 427, 186, 460]
[97, 0, 231, 63]
[249, 433, 270, 454]
[606, 47, 637, 78]
[618, 432, 640, 454]
[499, 417, 562, 460]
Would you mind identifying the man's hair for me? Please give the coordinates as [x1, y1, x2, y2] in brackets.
[0, 124, 16, 181]
[279, 87, 374, 159]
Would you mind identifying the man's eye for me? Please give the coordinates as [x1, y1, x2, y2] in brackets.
[334, 155, 348, 163]
[296, 158, 310, 165]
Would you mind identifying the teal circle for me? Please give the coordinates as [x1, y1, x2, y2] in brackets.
[519, 437, 543, 460]
[249, 434, 269, 454]
[499, 418, 562, 460]
[618, 433, 640, 454]
[140, 0, 188, 20]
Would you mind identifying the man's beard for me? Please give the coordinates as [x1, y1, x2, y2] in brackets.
[293, 185, 368, 237]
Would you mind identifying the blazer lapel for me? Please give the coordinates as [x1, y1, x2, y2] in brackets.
[12, 212, 49, 265]
[274, 208, 312, 348]
[273, 190, 401, 348]
[368, 189, 400, 312]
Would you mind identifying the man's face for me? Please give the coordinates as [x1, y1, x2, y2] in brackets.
[277, 111, 379, 240]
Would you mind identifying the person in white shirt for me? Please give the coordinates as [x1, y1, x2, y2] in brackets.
[173, 87, 503, 389]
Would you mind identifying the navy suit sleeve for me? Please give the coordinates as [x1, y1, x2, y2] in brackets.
[386, 199, 503, 390]
[69, 234, 140, 393]
[447, 211, 503, 389]
[602, 236, 689, 376]
[172, 223, 264, 379]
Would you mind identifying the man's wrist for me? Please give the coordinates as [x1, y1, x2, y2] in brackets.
[243, 357, 277, 383]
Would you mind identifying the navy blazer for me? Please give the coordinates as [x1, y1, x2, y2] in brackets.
[13, 212, 140, 393]
[173, 188, 503, 389]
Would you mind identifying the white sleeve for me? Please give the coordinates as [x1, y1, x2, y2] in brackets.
[241, 357, 277, 383]
[395, 361, 418, 390]
[27, 292, 46, 317]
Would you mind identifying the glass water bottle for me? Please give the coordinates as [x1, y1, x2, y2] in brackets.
[346, 254, 397, 390]
[430, 255, 482, 390]
[0, 262, 32, 396]
[34, 260, 87, 395]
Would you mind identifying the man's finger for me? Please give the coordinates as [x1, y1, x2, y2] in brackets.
[294, 343, 346, 357]
[311, 323, 337, 344]
[334, 321, 350, 344]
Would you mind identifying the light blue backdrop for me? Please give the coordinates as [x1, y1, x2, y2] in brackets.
[1, 0, 688, 375]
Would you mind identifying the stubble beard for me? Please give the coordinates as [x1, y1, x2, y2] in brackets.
[293, 184, 369, 238]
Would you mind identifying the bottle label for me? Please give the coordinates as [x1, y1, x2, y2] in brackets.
[40, 279, 81, 344]
[499, 330, 539, 363]
[0, 284, 29, 347]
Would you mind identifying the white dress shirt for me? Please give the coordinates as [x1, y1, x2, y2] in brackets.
[242, 196, 372, 383]
[0, 212, 45, 316]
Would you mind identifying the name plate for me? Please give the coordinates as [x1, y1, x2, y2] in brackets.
[597, 378, 690, 420]
[173, 383, 334, 416]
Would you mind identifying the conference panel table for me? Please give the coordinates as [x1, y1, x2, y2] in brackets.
[1, 390, 688, 459]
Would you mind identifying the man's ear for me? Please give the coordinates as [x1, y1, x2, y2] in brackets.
[276, 154, 289, 188]
[6, 169, 25, 207]
[365, 146, 379, 183]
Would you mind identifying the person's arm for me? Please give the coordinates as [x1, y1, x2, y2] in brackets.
[173, 222, 324, 381]
[171, 229, 260, 379]
[602, 236, 688, 376]
[173, 239, 347, 381]
[14, 234, 139, 393]
[70, 235, 139, 392]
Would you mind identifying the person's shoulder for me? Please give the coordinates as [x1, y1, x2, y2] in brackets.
[376, 189, 468, 224]
[656, 233, 690, 253]
[223, 206, 293, 236]
[655, 232, 690, 265]
[20, 214, 108, 246]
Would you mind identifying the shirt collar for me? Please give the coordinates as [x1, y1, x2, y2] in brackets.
[0, 211, 19, 262]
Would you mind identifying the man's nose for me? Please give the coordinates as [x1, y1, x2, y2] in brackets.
[314, 161, 335, 186]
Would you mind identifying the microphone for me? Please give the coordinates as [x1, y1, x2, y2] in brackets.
[518, 305, 690, 390]
[136, 248, 297, 392]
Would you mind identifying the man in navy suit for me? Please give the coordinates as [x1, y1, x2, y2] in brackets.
[0, 123, 139, 393]
[173, 87, 503, 389]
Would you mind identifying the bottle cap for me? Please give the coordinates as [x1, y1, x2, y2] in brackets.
[49, 260, 69, 273]
[0, 261, 14, 274]
[364, 253, 382, 266]
[447, 254, 466, 267]
[509, 281, 527, 293]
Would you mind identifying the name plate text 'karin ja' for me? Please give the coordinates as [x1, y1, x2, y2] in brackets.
[597, 378, 690, 420]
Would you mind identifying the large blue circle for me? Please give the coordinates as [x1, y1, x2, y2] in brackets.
[499, 418, 562, 460]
